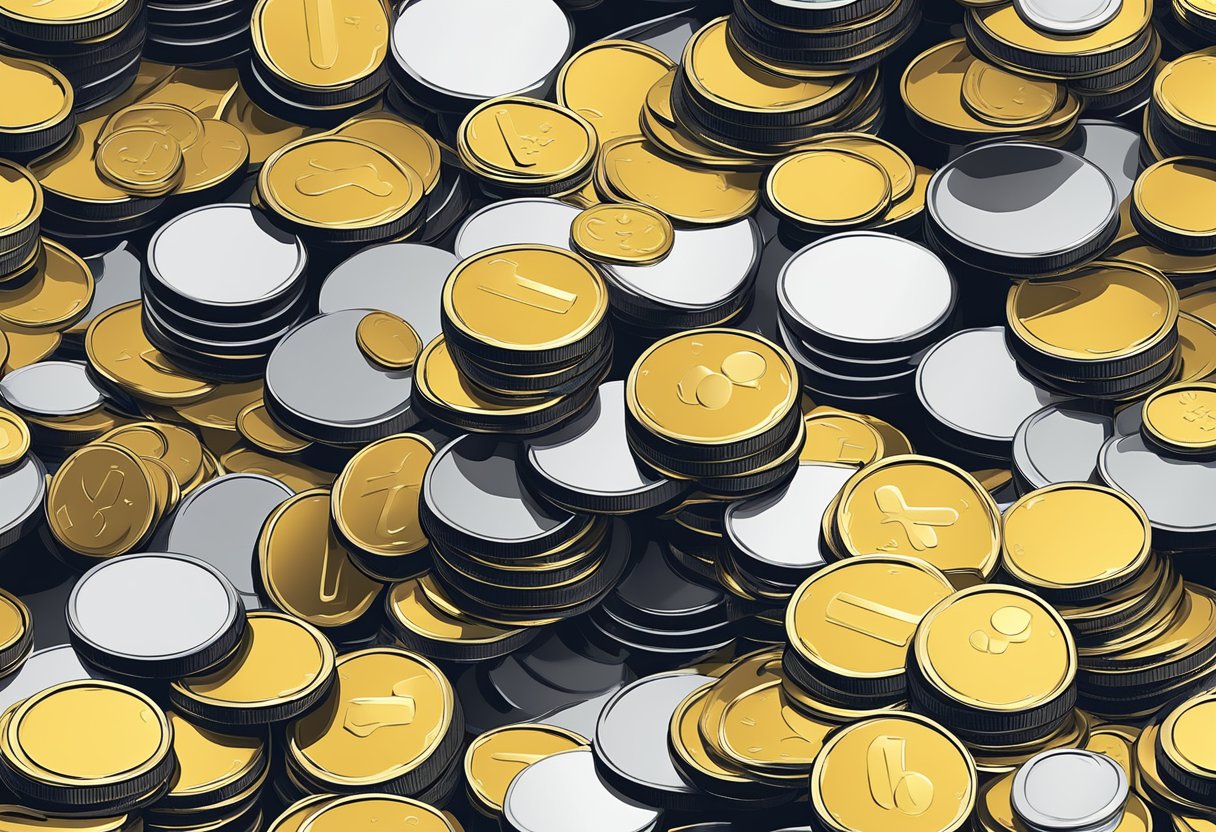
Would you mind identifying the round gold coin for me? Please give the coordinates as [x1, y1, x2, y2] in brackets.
[355, 311, 422, 370]
[1133, 157, 1216, 250]
[386, 576, 529, 659]
[556, 40, 674, 144]
[627, 328, 799, 446]
[800, 407, 886, 466]
[0, 587, 30, 672]
[1153, 48, 1216, 136]
[810, 712, 976, 832]
[458, 97, 596, 187]
[960, 60, 1060, 127]
[670, 682, 756, 791]
[162, 712, 264, 806]
[766, 148, 891, 229]
[0, 160, 41, 241]
[570, 202, 674, 266]
[95, 127, 184, 197]
[464, 724, 588, 813]
[0, 239, 93, 330]
[1160, 689, 1216, 783]
[100, 421, 205, 491]
[804, 132, 916, 203]
[297, 794, 453, 832]
[0, 407, 29, 470]
[0, 56, 72, 139]
[332, 433, 434, 561]
[1142, 381, 1216, 454]
[179, 119, 250, 197]
[334, 114, 441, 194]
[716, 679, 834, 776]
[221, 447, 335, 492]
[47, 442, 157, 558]
[251, 0, 388, 91]
[101, 102, 204, 150]
[236, 400, 310, 455]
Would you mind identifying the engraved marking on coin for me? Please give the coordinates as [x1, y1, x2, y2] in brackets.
[303, 0, 339, 69]
[295, 158, 392, 197]
[493, 109, 554, 167]
[342, 678, 418, 737]
[676, 351, 766, 410]
[875, 485, 958, 551]
[968, 606, 1033, 655]
[476, 257, 577, 313]
[826, 592, 921, 647]
[867, 735, 933, 816]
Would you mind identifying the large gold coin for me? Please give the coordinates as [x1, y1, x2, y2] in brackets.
[809, 712, 976, 832]
[570, 202, 674, 267]
[1160, 690, 1216, 782]
[251, 0, 388, 91]
[627, 328, 798, 446]
[95, 127, 184, 197]
[0, 239, 93, 330]
[332, 433, 434, 560]
[355, 311, 421, 370]
[464, 724, 587, 813]
[0, 407, 29, 470]
[959, 60, 1060, 127]
[85, 303, 215, 406]
[458, 97, 596, 186]
[334, 113, 441, 194]
[1153, 48, 1216, 135]
[0, 160, 40, 240]
[556, 40, 674, 144]
[0, 56, 71, 138]
[766, 147, 891, 228]
[163, 712, 263, 806]
[1133, 157, 1216, 246]
[716, 679, 834, 776]
[297, 794, 453, 832]
[47, 442, 157, 558]
[1143, 381, 1216, 454]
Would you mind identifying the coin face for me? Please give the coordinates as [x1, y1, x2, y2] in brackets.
[47, 443, 157, 558]
[95, 128, 184, 196]
[1134, 157, 1216, 243]
[0, 408, 28, 470]
[1154, 49, 1216, 132]
[355, 311, 422, 370]
[1143, 382, 1216, 454]
[0, 240, 94, 331]
[459, 97, 596, 185]
[332, 433, 434, 559]
[767, 148, 891, 228]
[557, 41, 673, 144]
[717, 679, 833, 773]
[1010, 749, 1127, 831]
[503, 748, 658, 832]
[0, 56, 71, 133]
[163, 712, 264, 806]
[252, 0, 388, 89]
[1012, 0, 1123, 33]
[1160, 691, 1216, 781]
[570, 202, 673, 267]
[335, 115, 441, 194]
[0, 162, 40, 238]
[465, 724, 587, 813]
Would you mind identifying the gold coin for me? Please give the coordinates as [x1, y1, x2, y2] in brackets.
[716, 678, 834, 775]
[443, 245, 607, 355]
[766, 148, 891, 228]
[599, 135, 760, 225]
[258, 488, 383, 630]
[163, 712, 263, 804]
[171, 611, 336, 723]
[1177, 310, 1216, 382]
[834, 455, 1002, 584]
[0, 160, 40, 240]
[0, 407, 29, 470]
[914, 585, 1076, 715]
[1084, 724, 1137, 779]
[969, 0, 1151, 61]
[804, 132, 916, 202]
[627, 328, 798, 446]
[251, 0, 388, 91]
[809, 712, 976, 832]
[556, 40, 674, 144]
[174, 381, 263, 433]
[178, 119, 250, 197]
[220, 85, 319, 168]
[0, 239, 93, 331]
[386, 577, 527, 656]
[220, 446, 334, 492]
[458, 97, 596, 186]
[464, 725, 587, 813]
[0, 0, 127, 26]
[1001, 483, 1151, 596]
[570, 202, 674, 267]
[236, 400, 310, 455]
[800, 408, 887, 466]
[878, 164, 933, 229]
[0, 56, 71, 137]
[287, 647, 455, 790]
[101, 102, 204, 149]
[1160, 689, 1216, 782]
[960, 60, 1060, 127]
[332, 433, 434, 560]
[1133, 157, 1216, 245]
[334, 113, 441, 194]
[1153, 48, 1216, 135]
[47, 442, 156, 558]
[0, 587, 29, 670]
[100, 421, 205, 491]
[355, 311, 422, 370]
[259, 135, 423, 233]
[1006, 260, 1178, 363]
[95, 127, 184, 197]
[786, 555, 954, 689]
[1143, 381, 1216, 454]
[269, 795, 340, 832]
[297, 794, 453, 832]
[669, 682, 755, 790]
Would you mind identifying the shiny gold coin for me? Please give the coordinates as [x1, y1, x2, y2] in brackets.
[570, 201, 674, 266]
[1143, 381, 1216, 454]
[1084, 724, 1137, 779]
[220, 446, 334, 492]
[173, 380, 263, 432]
[0, 0, 127, 28]
[464, 725, 587, 813]
[334, 113, 441, 194]
[136, 65, 239, 120]
[970, 0, 1151, 63]
[717, 679, 834, 775]
[877, 164, 933, 229]
[1177, 310, 1216, 382]
[809, 712, 976, 832]
[960, 60, 1060, 127]
[101, 102, 204, 150]
[599, 135, 760, 226]
[95, 127, 184, 197]
[804, 133, 916, 203]
[627, 328, 798, 446]
[1160, 689, 1216, 783]
[834, 455, 1002, 585]
[801, 407, 886, 466]
[0, 587, 30, 671]
[332, 433, 434, 560]
[670, 682, 756, 790]
[47, 442, 156, 558]
[766, 148, 891, 229]
[178, 119, 250, 197]
[269, 794, 340, 832]
[1153, 48, 1216, 136]
[258, 488, 382, 630]
[297, 794, 453, 832]
[287, 647, 455, 791]
[221, 85, 319, 168]
[171, 611, 336, 724]
[1007, 260, 1178, 364]
[1133, 157, 1216, 247]
[0, 240, 93, 331]
[0, 407, 29, 470]
[355, 311, 422, 370]
[458, 97, 596, 185]
[0, 160, 40, 240]
[100, 421, 205, 491]
[557, 40, 674, 144]
[164, 712, 263, 805]
[0, 56, 71, 138]
[236, 400, 310, 455]
[914, 584, 1076, 715]
[251, 0, 388, 91]
[1001, 483, 1151, 596]
[386, 576, 528, 656]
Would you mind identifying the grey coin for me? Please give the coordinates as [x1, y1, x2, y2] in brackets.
[76, 241, 141, 334]
[526, 381, 683, 514]
[145, 204, 307, 317]
[600, 219, 761, 312]
[1012, 400, 1114, 491]
[606, 537, 729, 630]
[391, 0, 572, 106]
[1112, 401, 1142, 436]
[264, 310, 418, 444]
[1011, 749, 1128, 832]
[1098, 433, 1216, 550]
[518, 629, 635, 695]
[1065, 119, 1140, 203]
[165, 473, 294, 604]
[608, 6, 705, 61]
[317, 243, 458, 343]
[725, 461, 855, 578]
[594, 671, 716, 809]
[777, 232, 955, 356]
[0, 645, 105, 715]
[416, 166, 471, 244]
[916, 327, 1063, 456]
[927, 143, 1119, 272]
[537, 689, 619, 739]
[454, 198, 581, 260]
[0, 361, 104, 417]
[0, 455, 46, 550]
[503, 748, 659, 832]
[1013, 0, 1122, 34]
[67, 552, 244, 678]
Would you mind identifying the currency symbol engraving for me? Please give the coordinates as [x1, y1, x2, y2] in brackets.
[302, 0, 338, 69]
[55, 465, 129, 545]
[295, 158, 393, 197]
[969, 605, 1033, 655]
[584, 213, 663, 255]
[825, 592, 921, 647]
[874, 485, 958, 551]
[677, 351, 766, 410]
[476, 257, 576, 314]
[1178, 391, 1216, 432]
[492, 109, 554, 168]
[360, 453, 418, 541]
[342, 677, 418, 737]
[317, 529, 345, 604]
[867, 735, 933, 815]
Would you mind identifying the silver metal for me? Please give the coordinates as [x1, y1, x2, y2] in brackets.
[1010, 749, 1128, 832]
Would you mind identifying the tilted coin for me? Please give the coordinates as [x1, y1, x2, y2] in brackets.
[1141, 382, 1216, 456]
[570, 202, 674, 267]
[503, 748, 658, 832]
[47, 443, 157, 559]
[0, 360, 104, 418]
[356, 311, 422, 371]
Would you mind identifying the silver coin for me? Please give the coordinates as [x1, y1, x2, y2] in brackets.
[1012, 400, 1114, 492]
[1013, 0, 1122, 34]
[0, 455, 46, 550]
[264, 310, 418, 444]
[1112, 402, 1142, 436]
[454, 198, 581, 260]
[537, 689, 619, 739]
[75, 241, 141, 335]
[317, 243, 458, 343]
[916, 327, 1063, 456]
[165, 473, 294, 605]
[0, 645, 105, 714]
[0, 361, 104, 417]
[606, 537, 729, 629]
[503, 748, 659, 832]
[67, 552, 243, 678]
[526, 381, 684, 514]
[1010, 749, 1128, 832]
[594, 671, 716, 809]
[1065, 119, 1140, 204]
[517, 628, 634, 695]
[777, 232, 955, 357]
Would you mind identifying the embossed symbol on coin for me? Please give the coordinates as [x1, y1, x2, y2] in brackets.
[295, 158, 393, 197]
[677, 351, 766, 410]
[584, 212, 664, 255]
[867, 735, 933, 816]
[875, 485, 958, 551]
[826, 592, 920, 647]
[969, 606, 1033, 655]
[56, 467, 127, 544]
[477, 258, 577, 313]
[360, 455, 419, 541]
[343, 678, 418, 737]
[494, 109, 555, 167]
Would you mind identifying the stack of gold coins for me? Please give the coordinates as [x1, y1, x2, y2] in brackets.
[0, 55, 74, 161]
[1131, 157, 1216, 257]
[1145, 48, 1216, 164]
[625, 329, 804, 500]
[0, 161, 44, 280]
[1135, 690, 1216, 819]
[1159, 0, 1216, 50]
[1140, 381, 1216, 459]
[1005, 261, 1182, 401]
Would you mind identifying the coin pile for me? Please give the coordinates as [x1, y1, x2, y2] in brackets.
[0, 162, 44, 279]
[146, 0, 254, 67]
[0, 56, 74, 161]
[1137, 689, 1216, 818]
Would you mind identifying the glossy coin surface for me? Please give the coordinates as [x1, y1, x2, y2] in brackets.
[1142, 382, 1216, 454]
[356, 311, 422, 370]
[251, 0, 388, 89]
[0, 407, 27, 470]
[570, 202, 674, 267]
[465, 724, 587, 813]
[332, 433, 434, 559]
[766, 149, 891, 228]
[503, 748, 658, 832]
[0, 361, 103, 417]
[1133, 158, 1216, 248]
[459, 97, 595, 185]
[296, 794, 453, 832]
[47, 443, 156, 558]
[1010, 749, 1127, 831]
[1012, 0, 1123, 33]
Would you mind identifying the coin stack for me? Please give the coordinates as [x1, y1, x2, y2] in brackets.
[1136, 690, 1216, 818]
[146, 0, 254, 67]
[0, 56, 75, 162]
[0, 162, 44, 280]
[1157, 0, 1216, 51]
[0, 358, 125, 466]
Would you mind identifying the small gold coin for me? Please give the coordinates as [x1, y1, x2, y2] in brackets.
[570, 202, 674, 267]
[0, 160, 41, 240]
[556, 40, 674, 144]
[1133, 157, 1216, 247]
[95, 127, 184, 197]
[1153, 48, 1216, 135]
[960, 60, 1060, 127]
[809, 712, 976, 832]
[800, 407, 886, 465]
[804, 133, 916, 202]
[0, 407, 29, 470]
[766, 148, 891, 229]
[1160, 689, 1216, 782]
[0, 239, 93, 330]
[464, 725, 588, 813]
[101, 102, 204, 150]
[297, 794, 453, 832]
[258, 488, 383, 630]
[0, 56, 72, 138]
[1001, 483, 1151, 597]
[1083, 725, 1137, 779]
[355, 311, 422, 370]
[716, 679, 834, 776]
[287, 647, 456, 791]
[163, 712, 263, 805]
[236, 400, 310, 455]
[1143, 381, 1216, 454]
[913, 585, 1076, 715]
[670, 682, 756, 790]
[334, 114, 441, 194]
[332, 433, 434, 560]
[100, 421, 205, 491]
[627, 328, 798, 446]
[458, 97, 596, 186]
[386, 576, 528, 657]
[47, 442, 157, 558]
[251, 0, 388, 91]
